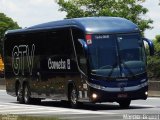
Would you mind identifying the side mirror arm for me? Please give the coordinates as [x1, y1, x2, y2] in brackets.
[142, 38, 154, 56]
[78, 39, 88, 54]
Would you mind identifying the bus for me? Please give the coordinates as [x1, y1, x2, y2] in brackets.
[4, 17, 154, 108]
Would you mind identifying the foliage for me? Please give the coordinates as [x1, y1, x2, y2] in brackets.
[0, 115, 60, 120]
[147, 35, 160, 78]
[0, 12, 20, 57]
[0, 13, 20, 40]
[17, 116, 60, 120]
[56, 0, 153, 34]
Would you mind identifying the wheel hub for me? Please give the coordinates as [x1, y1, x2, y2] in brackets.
[71, 89, 77, 104]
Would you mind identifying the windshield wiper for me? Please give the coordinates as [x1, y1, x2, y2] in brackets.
[108, 62, 118, 77]
[121, 61, 135, 78]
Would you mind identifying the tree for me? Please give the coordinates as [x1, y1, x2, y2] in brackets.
[0, 13, 20, 57]
[56, 0, 153, 34]
[147, 35, 160, 79]
[0, 13, 20, 40]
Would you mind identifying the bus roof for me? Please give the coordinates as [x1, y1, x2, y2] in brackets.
[6, 17, 139, 35]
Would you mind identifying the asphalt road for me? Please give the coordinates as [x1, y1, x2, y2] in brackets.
[0, 90, 160, 120]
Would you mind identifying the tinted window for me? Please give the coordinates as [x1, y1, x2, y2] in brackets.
[72, 28, 87, 73]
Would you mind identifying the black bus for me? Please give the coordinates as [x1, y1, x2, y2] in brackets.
[4, 17, 154, 108]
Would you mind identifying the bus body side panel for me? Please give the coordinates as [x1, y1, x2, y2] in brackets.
[29, 28, 84, 100]
[4, 34, 29, 97]
[4, 27, 87, 101]
[44, 28, 85, 100]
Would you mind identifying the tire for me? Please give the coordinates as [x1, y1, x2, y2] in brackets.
[23, 84, 32, 104]
[69, 86, 79, 109]
[118, 100, 131, 109]
[17, 84, 24, 104]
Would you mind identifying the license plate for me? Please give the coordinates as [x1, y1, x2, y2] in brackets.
[118, 93, 128, 98]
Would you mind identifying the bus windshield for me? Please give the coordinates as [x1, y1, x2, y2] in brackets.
[88, 33, 146, 78]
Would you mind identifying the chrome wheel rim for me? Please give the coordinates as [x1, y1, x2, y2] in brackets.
[71, 89, 77, 105]
[24, 87, 29, 103]
[17, 87, 21, 97]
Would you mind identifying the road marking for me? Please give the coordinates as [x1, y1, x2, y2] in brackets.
[0, 90, 159, 115]
[131, 104, 155, 108]
[0, 102, 115, 115]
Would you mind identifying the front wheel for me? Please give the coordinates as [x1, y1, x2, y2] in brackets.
[118, 100, 131, 109]
[69, 86, 79, 108]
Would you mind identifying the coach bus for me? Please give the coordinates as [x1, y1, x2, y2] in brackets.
[4, 17, 154, 108]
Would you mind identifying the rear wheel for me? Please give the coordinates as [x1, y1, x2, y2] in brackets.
[118, 100, 131, 109]
[24, 84, 41, 104]
[69, 86, 79, 108]
[17, 84, 24, 104]
[24, 84, 32, 104]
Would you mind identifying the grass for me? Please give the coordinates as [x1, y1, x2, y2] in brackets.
[17, 116, 60, 120]
[0, 115, 61, 120]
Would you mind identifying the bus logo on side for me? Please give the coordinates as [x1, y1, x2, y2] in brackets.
[12, 44, 35, 76]
[48, 58, 71, 70]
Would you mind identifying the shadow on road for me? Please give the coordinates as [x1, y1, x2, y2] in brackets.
[12, 100, 153, 111]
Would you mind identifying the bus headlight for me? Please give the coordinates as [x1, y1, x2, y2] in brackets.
[145, 91, 148, 96]
[92, 93, 98, 99]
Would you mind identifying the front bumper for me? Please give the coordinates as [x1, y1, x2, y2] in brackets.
[88, 86, 148, 103]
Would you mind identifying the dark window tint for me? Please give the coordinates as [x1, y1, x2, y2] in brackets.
[45, 28, 73, 56]
[72, 28, 87, 73]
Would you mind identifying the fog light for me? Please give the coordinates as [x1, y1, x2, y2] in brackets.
[92, 93, 98, 99]
[145, 91, 148, 96]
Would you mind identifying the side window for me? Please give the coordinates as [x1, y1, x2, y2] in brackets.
[45, 29, 73, 56]
[72, 28, 87, 73]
